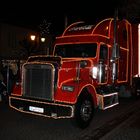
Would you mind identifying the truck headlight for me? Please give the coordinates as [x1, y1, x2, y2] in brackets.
[91, 66, 98, 79]
[62, 85, 74, 92]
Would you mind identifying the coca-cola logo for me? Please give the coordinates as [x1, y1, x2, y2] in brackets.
[68, 25, 93, 31]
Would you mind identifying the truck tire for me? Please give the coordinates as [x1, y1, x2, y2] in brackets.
[73, 93, 94, 129]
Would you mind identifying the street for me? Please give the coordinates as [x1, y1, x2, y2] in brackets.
[0, 97, 140, 140]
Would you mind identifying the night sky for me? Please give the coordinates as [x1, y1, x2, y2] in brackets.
[0, 0, 140, 35]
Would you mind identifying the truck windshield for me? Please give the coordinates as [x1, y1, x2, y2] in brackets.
[54, 43, 97, 58]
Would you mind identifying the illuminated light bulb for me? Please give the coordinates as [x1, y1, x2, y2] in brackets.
[41, 37, 45, 42]
[30, 35, 36, 41]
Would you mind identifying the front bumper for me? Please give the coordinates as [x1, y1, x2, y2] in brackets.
[9, 96, 74, 119]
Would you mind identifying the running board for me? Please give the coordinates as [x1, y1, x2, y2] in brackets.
[97, 92, 119, 110]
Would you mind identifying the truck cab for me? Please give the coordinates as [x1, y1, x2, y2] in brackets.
[9, 18, 133, 128]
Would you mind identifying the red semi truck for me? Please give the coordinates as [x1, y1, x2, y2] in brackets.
[9, 17, 140, 128]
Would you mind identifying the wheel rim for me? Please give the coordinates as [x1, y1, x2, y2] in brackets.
[80, 100, 93, 121]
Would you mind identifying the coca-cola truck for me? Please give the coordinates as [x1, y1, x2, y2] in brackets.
[9, 17, 140, 128]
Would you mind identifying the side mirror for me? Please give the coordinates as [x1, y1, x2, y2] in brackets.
[80, 60, 88, 68]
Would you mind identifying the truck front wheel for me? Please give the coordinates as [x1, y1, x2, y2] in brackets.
[74, 94, 94, 129]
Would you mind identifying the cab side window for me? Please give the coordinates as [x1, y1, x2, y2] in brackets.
[99, 44, 108, 60]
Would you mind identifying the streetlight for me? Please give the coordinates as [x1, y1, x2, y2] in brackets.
[30, 35, 36, 41]
[40, 37, 47, 54]
[30, 34, 48, 55]
[41, 37, 45, 43]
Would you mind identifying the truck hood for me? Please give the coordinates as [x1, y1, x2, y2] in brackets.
[27, 55, 62, 66]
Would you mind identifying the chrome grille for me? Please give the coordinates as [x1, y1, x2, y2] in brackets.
[23, 63, 54, 100]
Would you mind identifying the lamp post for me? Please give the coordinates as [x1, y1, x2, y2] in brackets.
[40, 37, 48, 55]
[29, 34, 38, 55]
[30, 34, 49, 55]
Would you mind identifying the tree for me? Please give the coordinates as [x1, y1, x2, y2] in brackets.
[39, 19, 51, 37]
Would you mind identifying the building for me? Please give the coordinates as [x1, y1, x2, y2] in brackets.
[0, 23, 54, 59]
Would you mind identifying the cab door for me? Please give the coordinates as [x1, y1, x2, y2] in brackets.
[98, 44, 109, 84]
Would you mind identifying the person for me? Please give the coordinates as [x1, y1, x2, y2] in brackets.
[8, 62, 19, 94]
[0, 59, 7, 102]
[0, 60, 16, 95]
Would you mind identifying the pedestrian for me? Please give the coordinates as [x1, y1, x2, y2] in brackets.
[7, 61, 18, 95]
[0, 59, 7, 101]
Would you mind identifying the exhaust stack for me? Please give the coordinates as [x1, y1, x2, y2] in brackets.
[111, 9, 120, 83]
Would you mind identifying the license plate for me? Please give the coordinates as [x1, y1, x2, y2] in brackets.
[29, 106, 44, 113]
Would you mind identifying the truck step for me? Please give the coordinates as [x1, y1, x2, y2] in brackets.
[97, 92, 119, 110]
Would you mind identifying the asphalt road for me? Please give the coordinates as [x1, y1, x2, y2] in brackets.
[0, 97, 140, 140]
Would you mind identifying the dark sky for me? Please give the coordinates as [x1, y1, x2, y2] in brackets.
[0, 0, 139, 35]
